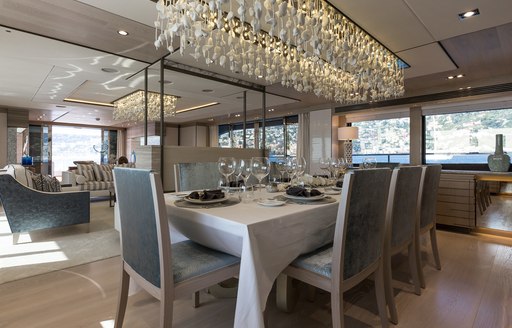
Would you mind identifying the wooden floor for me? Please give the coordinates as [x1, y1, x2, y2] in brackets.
[1, 229, 512, 328]
[477, 194, 512, 231]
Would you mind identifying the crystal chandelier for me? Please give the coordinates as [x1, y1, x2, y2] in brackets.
[154, 0, 404, 104]
[113, 90, 178, 122]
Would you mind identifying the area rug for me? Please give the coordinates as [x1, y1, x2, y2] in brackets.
[0, 201, 120, 285]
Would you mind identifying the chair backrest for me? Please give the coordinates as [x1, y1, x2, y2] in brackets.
[174, 162, 220, 192]
[388, 166, 423, 249]
[419, 165, 442, 230]
[113, 168, 172, 291]
[332, 168, 392, 283]
[376, 162, 401, 169]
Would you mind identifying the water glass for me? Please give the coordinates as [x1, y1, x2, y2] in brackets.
[251, 157, 270, 200]
[362, 157, 377, 169]
[218, 157, 236, 188]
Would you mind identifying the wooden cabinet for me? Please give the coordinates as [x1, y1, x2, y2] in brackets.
[436, 173, 476, 228]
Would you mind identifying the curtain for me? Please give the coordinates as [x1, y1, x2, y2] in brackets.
[297, 112, 311, 173]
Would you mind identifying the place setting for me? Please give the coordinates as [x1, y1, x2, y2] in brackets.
[174, 189, 240, 209]
[275, 186, 338, 205]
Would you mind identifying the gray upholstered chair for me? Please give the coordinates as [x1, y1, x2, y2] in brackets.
[0, 174, 90, 244]
[415, 164, 442, 288]
[278, 168, 393, 328]
[173, 162, 220, 192]
[113, 168, 240, 327]
[383, 166, 424, 324]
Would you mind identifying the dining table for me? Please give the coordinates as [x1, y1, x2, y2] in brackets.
[164, 189, 341, 328]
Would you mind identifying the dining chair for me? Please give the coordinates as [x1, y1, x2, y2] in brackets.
[174, 162, 220, 192]
[415, 164, 442, 289]
[113, 168, 240, 327]
[383, 166, 424, 324]
[278, 168, 393, 328]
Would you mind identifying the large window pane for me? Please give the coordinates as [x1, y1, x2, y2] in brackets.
[425, 108, 512, 163]
[52, 126, 102, 177]
[352, 118, 410, 164]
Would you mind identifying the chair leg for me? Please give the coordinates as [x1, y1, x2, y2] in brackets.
[330, 289, 344, 328]
[12, 232, 20, 245]
[160, 291, 173, 328]
[430, 227, 442, 270]
[408, 243, 421, 296]
[415, 232, 426, 289]
[374, 264, 389, 328]
[193, 291, 200, 308]
[276, 273, 299, 313]
[383, 252, 398, 324]
[114, 268, 130, 328]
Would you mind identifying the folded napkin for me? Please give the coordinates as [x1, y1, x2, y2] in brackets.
[286, 186, 322, 197]
[188, 189, 225, 200]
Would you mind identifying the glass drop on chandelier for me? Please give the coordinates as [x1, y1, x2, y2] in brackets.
[113, 91, 178, 122]
[154, 0, 405, 104]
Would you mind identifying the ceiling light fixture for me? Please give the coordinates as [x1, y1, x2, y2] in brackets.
[458, 9, 480, 20]
[64, 98, 114, 107]
[154, 0, 404, 104]
[176, 102, 220, 114]
[117, 30, 129, 36]
[113, 90, 178, 122]
[202, 89, 214, 93]
[101, 68, 119, 73]
[456, 74, 464, 78]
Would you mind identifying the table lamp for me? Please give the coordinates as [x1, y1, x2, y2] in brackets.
[338, 126, 359, 166]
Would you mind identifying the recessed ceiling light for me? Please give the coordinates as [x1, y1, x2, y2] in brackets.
[117, 30, 129, 36]
[447, 76, 455, 80]
[257, 75, 263, 78]
[456, 74, 464, 78]
[202, 89, 214, 93]
[101, 68, 119, 73]
[158, 80, 174, 84]
[234, 114, 241, 117]
[458, 9, 480, 20]
[208, 118, 214, 121]
[56, 105, 66, 108]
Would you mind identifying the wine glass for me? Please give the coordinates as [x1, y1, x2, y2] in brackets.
[238, 159, 253, 202]
[295, 157, 307, 186]
[285, 157, 297, 185]
[250, 157, 270, 200]
[275, 158, 287, 183]
[362, 157, 377, 169]
[319, 157, 331, 178]
[218, 157, 236, 189]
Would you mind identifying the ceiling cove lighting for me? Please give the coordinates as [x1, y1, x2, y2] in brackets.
[113, 90, 178, 122]
[117, 30, 129, 36]
[176, 102, 220, 114]
[64, 98, 114, 107]
[458, 9, 480, 20]
[154, 0, 404, 104]
[447, 74, 464, 80]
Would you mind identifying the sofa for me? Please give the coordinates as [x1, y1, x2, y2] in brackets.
[62, 162, 134, 197]
[0, 165, 90, 244]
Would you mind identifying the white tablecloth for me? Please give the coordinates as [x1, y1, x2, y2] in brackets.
[165, 192, 340, 328]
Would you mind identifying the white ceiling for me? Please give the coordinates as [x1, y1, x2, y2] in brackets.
[0, 0, 512, 126]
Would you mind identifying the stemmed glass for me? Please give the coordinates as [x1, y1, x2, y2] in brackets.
[295, 157, 307, 186]
[275, 158, 287, 183]
[218, 157, 236, 189]
[362, 157, 377, 169]
[250, 157, 270, 200]
[319, 157, 331, 178]
[285, 157, 297, 185]
[237, 159, 253, 202]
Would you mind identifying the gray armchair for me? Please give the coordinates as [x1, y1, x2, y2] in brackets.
[0, 174, 90, 244]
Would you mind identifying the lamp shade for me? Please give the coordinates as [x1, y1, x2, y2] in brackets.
[338, 126, 359, 140]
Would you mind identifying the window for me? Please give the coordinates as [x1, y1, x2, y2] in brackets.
[52, 126, 103, 177]
[218, 115, 298, 160]
[425, 108, 512, 164]
[351, 117, 410, 164]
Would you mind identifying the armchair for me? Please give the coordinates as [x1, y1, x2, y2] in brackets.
[0, 174, 90, 244]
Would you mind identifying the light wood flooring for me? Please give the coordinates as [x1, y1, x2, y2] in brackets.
[1, 228, 512, 328]
[477, 194, 512, 231]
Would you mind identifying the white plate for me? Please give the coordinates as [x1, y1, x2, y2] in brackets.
[173, 193, 188, 199]
[284, 193, 326, 201]
[331, 186, 342, 191]
[257, 199, 286, 207]
[184, 196, 227, 204]
[324, 190, 341, 195]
